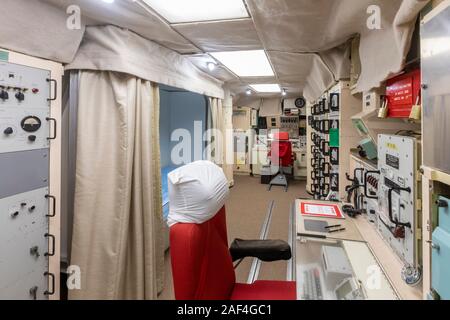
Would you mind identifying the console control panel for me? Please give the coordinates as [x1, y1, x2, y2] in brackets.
[0, 62, 51, 153]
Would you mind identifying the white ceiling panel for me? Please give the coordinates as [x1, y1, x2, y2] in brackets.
[42, 0, 427, 100]
[44, 0, 200, 54]
[173, 19, 263, 52]
[268, 52, 316, 78]
[246, 0, 391, 52]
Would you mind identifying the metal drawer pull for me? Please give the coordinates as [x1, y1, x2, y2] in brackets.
[46, 117, 57, 140]
[44, 272, 55, 296]
[45, 194, 56, 217]
[46, 78, 57, 101]
[44, 233, 55, 257]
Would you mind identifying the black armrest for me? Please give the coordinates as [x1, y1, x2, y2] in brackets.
[230, 239, 292, 262]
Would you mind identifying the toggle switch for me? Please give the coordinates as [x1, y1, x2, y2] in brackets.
[3, 127, 13, 135]
[0, 90, 8, 100]
[11, 211, 19, 218]
[30, 246, 40, 258]
[28, 135, 36, 142]
[29, 286, 38, 300]
[28, 205, 36, 212]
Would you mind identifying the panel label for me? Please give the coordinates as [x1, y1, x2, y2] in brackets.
[386, 154, 399, 169]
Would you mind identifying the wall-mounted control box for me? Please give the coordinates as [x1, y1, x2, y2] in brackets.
[0, 60, 57, 300]
[0, 62, 52, 153]
[377, 135, 421, 276]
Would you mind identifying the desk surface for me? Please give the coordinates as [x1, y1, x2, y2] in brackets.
[352, 215, 422, 300]
[294, 199, 421, 300]
[295, 199, 363, 242]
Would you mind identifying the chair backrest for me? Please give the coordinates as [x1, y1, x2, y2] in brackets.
[273, 132, 289, 141]
[270, 132, 293, 167]
[170, 206, 236, 300]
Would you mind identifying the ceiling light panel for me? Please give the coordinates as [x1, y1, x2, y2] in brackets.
[249, 84, 281, 93]
[143, 0, 249, 24]
[210, 50, 274, 77]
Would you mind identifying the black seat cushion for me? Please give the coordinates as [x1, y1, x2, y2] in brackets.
[230, 239, 292, 262]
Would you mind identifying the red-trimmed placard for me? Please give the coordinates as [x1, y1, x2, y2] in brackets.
[299, 202, 344, 219]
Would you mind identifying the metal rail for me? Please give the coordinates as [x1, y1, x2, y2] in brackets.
[287, 203, 296, 281]
[247, 200, 275, 284]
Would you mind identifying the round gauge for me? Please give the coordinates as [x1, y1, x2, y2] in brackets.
[295, 97, 306, 109]
[21, 116, 41, 132]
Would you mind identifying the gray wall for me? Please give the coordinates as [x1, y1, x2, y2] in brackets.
[159, 90, 172, 168]
[159, 89, 207, 167]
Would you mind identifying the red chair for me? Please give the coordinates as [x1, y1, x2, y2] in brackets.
[268, 132, 293, 192]
[170, 206, 296, 300]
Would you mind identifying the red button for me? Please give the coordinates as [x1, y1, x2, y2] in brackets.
[32, 88, 39, 93]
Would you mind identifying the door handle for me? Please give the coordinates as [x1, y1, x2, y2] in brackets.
[427, 240, 440, 251]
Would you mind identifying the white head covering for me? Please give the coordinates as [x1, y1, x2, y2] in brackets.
[167, 161, 230, 227]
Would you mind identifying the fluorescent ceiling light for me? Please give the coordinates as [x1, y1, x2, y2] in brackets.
[143, 0, 249, 24]
[249, 84, 281, 93]
[210, 50, 274, 77]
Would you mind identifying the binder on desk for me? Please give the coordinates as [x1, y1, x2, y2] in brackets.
[299, 202, 344, 219]
[296, 199, 363, 242]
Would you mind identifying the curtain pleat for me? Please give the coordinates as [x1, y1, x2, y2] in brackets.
[208, 96, 234, 185]
[208, 97, 224, 165]
[69, 70, 164, 300]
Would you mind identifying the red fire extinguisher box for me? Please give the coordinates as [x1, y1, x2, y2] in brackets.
[385, 69, 421, 118]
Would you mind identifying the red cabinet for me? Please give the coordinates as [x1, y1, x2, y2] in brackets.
[385, 69, 421, 118]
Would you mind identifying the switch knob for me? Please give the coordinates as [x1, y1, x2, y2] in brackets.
[15, 91, 25, 101]
[3, 127, 13, 135]
[30, 246, 40, 258]
[0, 90, 8, 100]
[28, 135, 36, 142]
[393, 226, 406, 239]
[28, 205, 36, 212]
[29, 286, 38, 300]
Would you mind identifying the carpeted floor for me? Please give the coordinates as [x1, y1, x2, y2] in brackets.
[158, 175, 308, 300]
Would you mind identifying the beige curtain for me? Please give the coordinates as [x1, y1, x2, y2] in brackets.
[69, 71, 164, 300]
[208, 96, 234, 186]
[207, 97, 224, 165]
